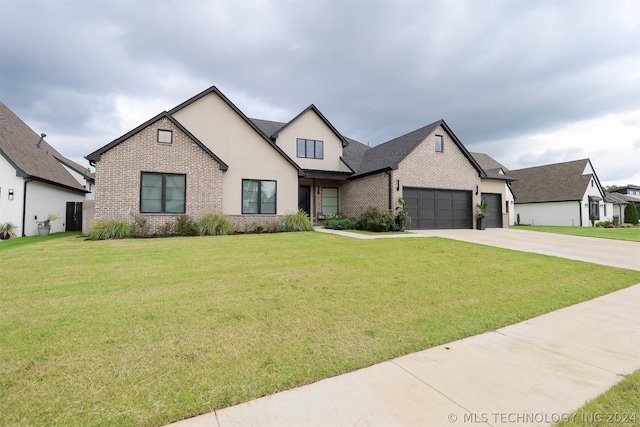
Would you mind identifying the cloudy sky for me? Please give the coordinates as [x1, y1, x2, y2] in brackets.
[1, 0, 638, 185]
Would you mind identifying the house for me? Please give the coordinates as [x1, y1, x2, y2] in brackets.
[470, 152, 517, 227]
[86, 85, 511, 232]
[611, 185, 640, 196]
[508, 159, 606, 226]
[0, 102, 94, 236]
[605, 191, 640, 224]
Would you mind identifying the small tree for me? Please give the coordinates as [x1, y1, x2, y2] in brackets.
[624, 202, 639, 225]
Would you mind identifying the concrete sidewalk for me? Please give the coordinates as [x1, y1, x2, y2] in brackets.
[168, 229, 640, 427]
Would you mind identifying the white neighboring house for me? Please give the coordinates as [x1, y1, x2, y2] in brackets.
[0, 102, 94, 236]
[508, 159, 606, 227]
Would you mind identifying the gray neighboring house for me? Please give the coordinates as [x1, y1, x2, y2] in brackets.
[508, 158, 606, 226]
[605, 191, 640, 224]
[0, 102, 94, 236]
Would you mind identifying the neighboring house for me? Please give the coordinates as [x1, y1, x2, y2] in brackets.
[605, 192, 640, 224]
[612, 185, 640, 196]
[0, 102, 94, 236]
[470, 152, 517, 227]
[508, 159, 606, 226]
[87, 85, 495, 231]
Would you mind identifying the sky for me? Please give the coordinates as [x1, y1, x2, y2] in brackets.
[1, 0, 639, 186]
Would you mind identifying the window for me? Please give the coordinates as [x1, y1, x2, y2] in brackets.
[157, 129, 173, 144]
[140, 173, 185, 213]
[297, 138, 324, 159]
[435, 135, 443, 153]
[242, 179, 276, 214]
[589, 199, 600, 220]
[322, 187, 338, 216]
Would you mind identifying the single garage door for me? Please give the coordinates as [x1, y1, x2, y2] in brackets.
[481, 193, 502, 228]
[403, 187, 472, 229]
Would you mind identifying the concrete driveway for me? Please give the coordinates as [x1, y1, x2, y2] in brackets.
[410, 228, 640, 271]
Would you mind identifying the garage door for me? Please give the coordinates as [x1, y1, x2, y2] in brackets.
[481, 193, 502, 228]
[403, 188, 472, 229]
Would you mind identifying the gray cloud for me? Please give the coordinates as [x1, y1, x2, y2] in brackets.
[1, 0, 638, 183]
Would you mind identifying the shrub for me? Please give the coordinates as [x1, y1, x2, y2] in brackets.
[283, 210, 314, 232]
[175, 214, 199, 236]
[88, 219, 131, 240]
[264, 221, 283, 233]
[613, 215, 620, 226]
[130, 214, 150, 237]
[516, 213, 521, 225]
[624, 203, 639, 225]
[595, 221, 613, 228]
[359, 207, 395, 232]
[324, 216, 360, 230]
[199, 212, 233, 236]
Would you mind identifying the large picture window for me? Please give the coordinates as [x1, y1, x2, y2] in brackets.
[140, 173, 186, 213]
[242, 179, 277, 214]
[297, 138, 324, 159]
[322, 187, 338, 216]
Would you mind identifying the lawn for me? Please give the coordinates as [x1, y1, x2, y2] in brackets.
[513, 225, 640, 242]
[555, 369, 640, 426]
[2, 232, 640, 426]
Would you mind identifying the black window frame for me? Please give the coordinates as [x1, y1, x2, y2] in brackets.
[140, 172, 186, 214]
[241, 179, 277, 214]
[589, 199, 600, 220]
[157, 129, 173, 144]
[296, 138, 324, 159]
[435, 135, 444, 153]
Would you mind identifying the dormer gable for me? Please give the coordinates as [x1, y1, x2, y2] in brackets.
[272, 105, 352, 173]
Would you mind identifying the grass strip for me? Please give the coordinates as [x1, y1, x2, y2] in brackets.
[512, 226, 640, 241]
[1, 232, 639, 426]
[555, 370, 640, 426]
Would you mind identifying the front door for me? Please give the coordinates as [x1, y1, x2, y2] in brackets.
[298, 186, 311, 215]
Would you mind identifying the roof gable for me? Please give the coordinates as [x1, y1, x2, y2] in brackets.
[0, 102, 88, 192]
[348, 119, 484, 178]
[270, 105, 348, 148]
[509, 158, 600, 203]
[470, 152, 517, 182]
[86, 111, 229, 170]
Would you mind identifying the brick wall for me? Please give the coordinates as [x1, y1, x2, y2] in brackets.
[340, 126, 482, 226]
[341, 172, 391, 218]
[94, 117, 224, 232]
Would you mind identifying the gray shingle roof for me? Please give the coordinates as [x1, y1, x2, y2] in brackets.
[508, 159, 595, 203]
[0, 101, 88, 192]
[470, 152, 517, 182]
[605, 192, 640, 204]
[250, 118, 286, 138]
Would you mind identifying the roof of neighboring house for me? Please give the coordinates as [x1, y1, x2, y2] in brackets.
[508, 158, 598, 203]
[605, 192, 640, 204]
[0, 101, 90, 193]
[343, 119, 485, 178]
[470, 152, 517, 182]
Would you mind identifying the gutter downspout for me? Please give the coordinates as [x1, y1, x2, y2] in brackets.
[578, 201, 583, 227]
[386, 171, 393, 211]
[22, 179, 32, 237]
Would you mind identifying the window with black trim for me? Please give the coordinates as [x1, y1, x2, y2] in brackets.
[158, 129, 173, 144]
[140, 172, 185, 213]
[435, 135, 443, 153]
[297, 138, 324, 159]
[242, 179, 277, 214]
[322, 187, 338, 216]
[589, 199, 600, 220]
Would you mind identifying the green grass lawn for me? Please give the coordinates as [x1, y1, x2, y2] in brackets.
[555, 370, 640, 426]
[2, 232, 640, 426]
[513, 225, 640, 242]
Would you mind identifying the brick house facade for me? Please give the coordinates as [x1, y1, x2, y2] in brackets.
[87, 85, 511, 232]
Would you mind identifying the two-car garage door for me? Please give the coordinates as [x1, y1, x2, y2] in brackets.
[403, 188, 472, 230]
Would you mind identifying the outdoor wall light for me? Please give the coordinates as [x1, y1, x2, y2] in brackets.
[475, 185, 479, 195]
[8, 189, 14, 201]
